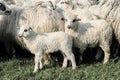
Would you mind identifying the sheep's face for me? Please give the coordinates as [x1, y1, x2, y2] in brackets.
[62, 13, 81, 30]
[0, 2, 11, 15]
[18, 25, 32, 38]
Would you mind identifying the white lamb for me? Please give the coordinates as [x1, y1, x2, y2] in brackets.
[18, 24, 76, 73]
[63, 11, 113, 64]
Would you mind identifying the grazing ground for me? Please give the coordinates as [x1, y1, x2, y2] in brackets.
[0, 58, 120, 80]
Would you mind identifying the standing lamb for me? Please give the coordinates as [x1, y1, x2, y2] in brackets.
[63, 11, 113, 64]
[18, 24, 76, 72]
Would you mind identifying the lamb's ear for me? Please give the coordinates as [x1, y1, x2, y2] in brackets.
[29, 27, 32, 31]
[76, 18, 81, 21]
[61, 18, 65, 21]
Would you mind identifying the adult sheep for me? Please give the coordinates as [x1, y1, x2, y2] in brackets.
[18, 24, 76, 73]
[13, 0, 60, 9]
[76, 0, 99, 8]
[62, 11, 113, 64]
[89, 0, 120, 57]
[0, 2, 15, 57]
[56, 0, 98, 21]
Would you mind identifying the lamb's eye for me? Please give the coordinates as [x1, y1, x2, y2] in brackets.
[24, 29, 27, 32]
[61, 2, 65, 4]
[65, 2, 69, 4]
[73, 19, 76, 22]
[61, 18, 65, 21]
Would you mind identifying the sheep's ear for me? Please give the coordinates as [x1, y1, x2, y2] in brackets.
[61, 18, 65, 21]
[76, 18, 81, 21]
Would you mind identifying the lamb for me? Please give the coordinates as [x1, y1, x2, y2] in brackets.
[63, 11, 113, 64]
[18, 24, 76, 72]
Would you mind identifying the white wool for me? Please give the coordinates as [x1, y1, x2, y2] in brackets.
[56, 0, 98, 22]
[18, 25, 76, 72]
[76, 0, 98, 7]
[88, 0, 120, 57]
[71, 8, 98, 21]
[64, 12, 113, 64]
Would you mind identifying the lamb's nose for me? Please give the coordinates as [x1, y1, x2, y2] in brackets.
[18, 34, 22, 38]
[67, 25, 71, 29]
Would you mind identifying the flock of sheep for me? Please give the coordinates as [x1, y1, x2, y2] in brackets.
[0, 0, 120, 72]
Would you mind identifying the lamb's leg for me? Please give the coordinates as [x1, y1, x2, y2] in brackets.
[62, 50, 76, 69]
[43, 53, 51, 65]
[39, 56, 43, 69]
[62, 55, 68, 68]
[33, 54, 39, 73]
[68, 52, 76, 69]
[100, 44, 110, 64]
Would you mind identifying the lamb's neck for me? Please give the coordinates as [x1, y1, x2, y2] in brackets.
[23, 31, 37, 42]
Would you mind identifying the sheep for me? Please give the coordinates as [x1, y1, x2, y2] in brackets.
[18, 24, 76, 72]
[12, 0, 60, 9]
[76, 0, 99, 8]
[89, 0, 114, 19]
[0, 2, 16, 57]
[56, 0, 74, 10]
[56, 0, 98, 21]
[56, 0, 99, 10]
[63, 11, 113, 64]
[88, 0, 120, 58]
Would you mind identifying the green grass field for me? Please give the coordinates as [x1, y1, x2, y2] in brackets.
[0, 58, 120, 80]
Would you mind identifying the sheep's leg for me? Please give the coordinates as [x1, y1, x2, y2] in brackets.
[95, 47, 103, 60]
[100, 44, 110, 64]
[112, 42, 119, 57]
[33, 54, 39, 73]
[78, 49, 85, 65]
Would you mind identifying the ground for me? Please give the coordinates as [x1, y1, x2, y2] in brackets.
[0, 58, 120, 80]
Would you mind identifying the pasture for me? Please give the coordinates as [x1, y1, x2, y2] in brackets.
[0, 58, 120, 80]
[0, 0, 120, 80]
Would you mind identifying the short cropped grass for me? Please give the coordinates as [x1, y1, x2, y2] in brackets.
[0, 58, 120, 80]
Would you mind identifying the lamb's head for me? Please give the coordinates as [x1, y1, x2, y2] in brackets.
[62, 11, 81, 30]
[0, 2, 11, 15]
[18, 24, 32, 38]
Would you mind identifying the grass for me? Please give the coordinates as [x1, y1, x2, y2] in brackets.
[0, 58, 120, 80]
